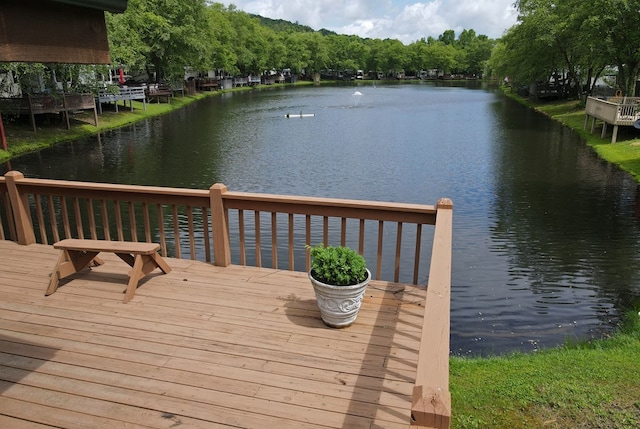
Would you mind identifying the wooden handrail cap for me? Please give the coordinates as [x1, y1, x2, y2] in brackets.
[436, 198, 453, 209]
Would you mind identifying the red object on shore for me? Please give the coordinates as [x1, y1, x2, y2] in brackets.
[0, 113, 7, 151]
[119, 68, 125, 84]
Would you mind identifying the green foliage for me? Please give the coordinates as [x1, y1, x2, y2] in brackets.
[307, 243, 367, 286]
[106, 0, 212, 81]
[495, 0, 640, 96]
[101, 1, 495, 79]
[451, 308, 640, 428]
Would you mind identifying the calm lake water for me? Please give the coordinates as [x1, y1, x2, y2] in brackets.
[6, 82, 640, 355]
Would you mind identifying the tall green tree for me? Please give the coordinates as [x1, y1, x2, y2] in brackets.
[581, 0, 640, 96]
[300, 32, 330, 81]
[379, 39, 408, 75]
[499, 0, 639, 97]
[207, 3, 238, 75]
[107, 0, 212, 81]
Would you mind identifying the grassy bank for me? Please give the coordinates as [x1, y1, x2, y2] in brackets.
[450, 91, 640, 429]
[450, 310, 640, 428]
[0, 92, 211, 163]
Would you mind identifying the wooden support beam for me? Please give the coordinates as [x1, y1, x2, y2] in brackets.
[4, 171, 36, 245]
[411, 198, 453, 429]
[0, 0, 111, 64]
[210, 183, 231, 267]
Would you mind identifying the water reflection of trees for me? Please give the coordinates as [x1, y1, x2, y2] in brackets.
[490, 98, 640, 321]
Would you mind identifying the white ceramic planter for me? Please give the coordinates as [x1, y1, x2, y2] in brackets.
[309, 269, 371, 328]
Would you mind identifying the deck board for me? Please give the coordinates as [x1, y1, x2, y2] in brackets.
[0, 241, 427, 428]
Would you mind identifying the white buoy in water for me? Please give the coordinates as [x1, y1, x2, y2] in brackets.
[285, 113, 315, 118]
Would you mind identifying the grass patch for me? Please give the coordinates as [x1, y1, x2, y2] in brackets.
[451, 310, 640, 428]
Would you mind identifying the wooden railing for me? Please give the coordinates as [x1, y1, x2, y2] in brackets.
[0, 170, 453, 428]
[585, 96, 640, 143]
[0, 93, 98, 132]
[96, 86, 147, 114]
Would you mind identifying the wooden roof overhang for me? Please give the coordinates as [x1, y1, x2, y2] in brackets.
[0, 0, 128, 64]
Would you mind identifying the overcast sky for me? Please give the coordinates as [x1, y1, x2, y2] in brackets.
[219, 0, 519, 44]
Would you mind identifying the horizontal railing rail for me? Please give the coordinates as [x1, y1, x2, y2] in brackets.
[0, 170, 453, 428]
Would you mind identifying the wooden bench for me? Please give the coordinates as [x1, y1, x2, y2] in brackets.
[146, 84, 173, 103]
[46, 239, 171, 303]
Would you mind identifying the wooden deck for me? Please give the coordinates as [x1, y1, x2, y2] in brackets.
[0, 240, 427, 428]
[584, 96, 640, 143]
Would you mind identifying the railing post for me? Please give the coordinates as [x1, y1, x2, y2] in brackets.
[210, 183, 231, 267]
[4, 171, 36, 245]
[411, 198, 453, 428]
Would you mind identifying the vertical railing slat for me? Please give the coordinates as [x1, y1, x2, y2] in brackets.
[202, 207, 211, 263]
[395, 222, 403, 283]
[87, 199, 97, 240]
[271, 212, 277, 269]
[187, 206, 195, 260]
[115, 200, 124, 241]
[34, 195, 47, 244]
[128, 201, 137, 242]
[238, 209, 246, 265]
[376, 221, 384, 280]
[172, 205, 181, 259]
[157, 204, 167, 257]
[288, 213, 294, 271]
[254, 210, 262, 268]
[142, 202, 151, 243]
[322, 216, 328, 245]
[101, 199, 110, 241]
[61, 197, 71, 239]
[305, 214, 311, 272]
[413, 224, 423, 285]
[48, 195, 59, 243]
[73, 198, 83, 239]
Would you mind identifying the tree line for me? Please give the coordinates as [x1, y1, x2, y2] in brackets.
[105, 1, 495, 83]
[489, 0, 640, 97]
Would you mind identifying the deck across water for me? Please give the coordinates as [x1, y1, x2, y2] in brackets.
[0, 240, 427, 428]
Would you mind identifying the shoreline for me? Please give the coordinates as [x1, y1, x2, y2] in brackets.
[0, 82, 314, 164]
[503, 89, 640, 183]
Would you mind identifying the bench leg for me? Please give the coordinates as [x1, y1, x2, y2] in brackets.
[46, 250, 66, 295]
[123, 254, 144, 303]
[150, 252, 172, 274]
[46, 250, 104, 296]
[119, 252, 172, 303]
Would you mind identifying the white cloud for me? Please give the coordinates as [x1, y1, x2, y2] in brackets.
[220, 0, 518, 43]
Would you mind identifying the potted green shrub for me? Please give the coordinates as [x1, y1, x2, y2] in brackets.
[307, 243, 371, 328]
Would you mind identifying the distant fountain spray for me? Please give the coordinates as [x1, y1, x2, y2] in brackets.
[352, 91, 362, 107]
